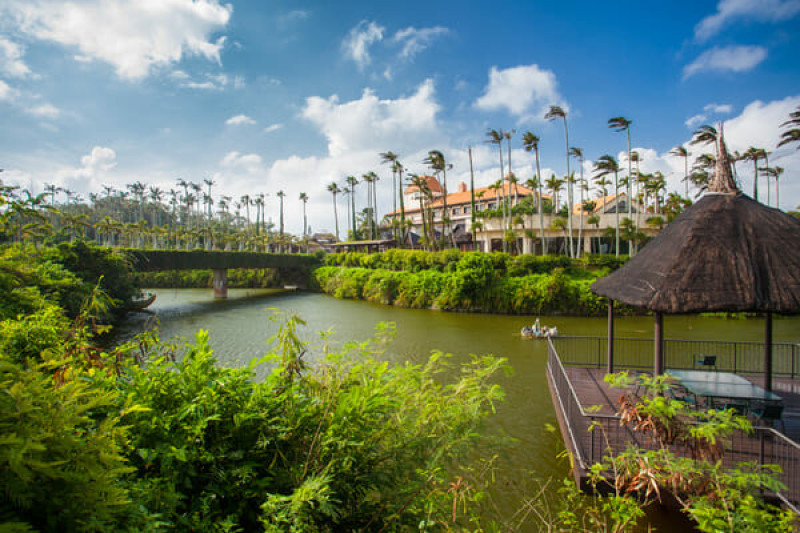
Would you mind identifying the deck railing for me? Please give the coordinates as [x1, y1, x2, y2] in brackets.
[551, 336, 800, 378]
[546, 338, 800, 511]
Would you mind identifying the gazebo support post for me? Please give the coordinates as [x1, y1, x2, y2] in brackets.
[607, 300, 615, 374]
[654, 312, 664, 375]
[764, 312, 773, 392]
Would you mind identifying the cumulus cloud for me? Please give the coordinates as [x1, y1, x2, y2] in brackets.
[225, 114, 256, 126]
[695, 0, 800, 41]
[27, 103, 60, 119]
[705, 103, 733, 114]
[0, 80, 18, 101]
[302, 78, 440, 157]
[0, 37, 34, 78]
[8, 0, 232, 80]
[393, 26, 449, 60]
[342, 20, 384, 70]
[685, 103, 734, 128]
[221, 151, 264, 173]
[474, 64, 564, 122]
[683, 45, 767, 79]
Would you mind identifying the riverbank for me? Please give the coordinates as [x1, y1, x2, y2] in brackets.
[315, 250, 628, 316]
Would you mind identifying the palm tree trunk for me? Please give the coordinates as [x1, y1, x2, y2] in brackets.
[536, 150, 546, 255]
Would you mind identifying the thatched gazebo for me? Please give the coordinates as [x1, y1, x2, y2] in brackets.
[591, 128, 800, 390]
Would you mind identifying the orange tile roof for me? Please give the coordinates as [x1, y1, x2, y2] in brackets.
[571, 192, 626, 215]
[403, 175, 442, 194]
[388, 183, 550, 215]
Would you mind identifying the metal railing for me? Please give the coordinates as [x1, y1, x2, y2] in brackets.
[551, 336, 799, 378]
[546, 337, 800, 510]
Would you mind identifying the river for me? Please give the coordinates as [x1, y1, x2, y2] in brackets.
[117, 288, 800, 531]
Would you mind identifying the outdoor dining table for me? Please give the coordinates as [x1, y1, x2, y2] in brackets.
[666, 369, 783, 407]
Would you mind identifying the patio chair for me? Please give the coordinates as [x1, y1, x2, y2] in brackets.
[750, 403, 785, 432]
[667, 386, 698, 406]
[695, 354, 717, 369]
[721, 401, 748, 416]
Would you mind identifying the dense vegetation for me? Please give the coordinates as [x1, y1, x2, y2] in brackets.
[315, 250, 628, 315]
[0, 243, 514, 531]
[134, 267, 282, 289]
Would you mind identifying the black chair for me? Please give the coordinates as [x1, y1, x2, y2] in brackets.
[751, 403, 785, 431]
[722, 401, 748, 416]
[695, 354, 717, 369]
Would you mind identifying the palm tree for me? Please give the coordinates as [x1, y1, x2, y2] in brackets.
[670, 145, 691, 199]
[594, 154, 621, 256]
[424, 150, 452, 248]
[467, 146, 478, 247]
[741, 147, 768, 202]
[485, 129, 507, 251]
[569, 147, 586, 257]
[760, 166, 784, 208]
[276, 190, 286, 250]
[522, 131, 546, 254]
[691, 124, 718, 159]
[380, 151, 401, 241]
[778, 106, 800, 150]
[299, 192, 309, 250]
[546, 105, 573, 256]
[345, 176, 359, 239]
[327, 182, 341, 241]
[608, 117, 633, 223]
[545, 175, 564, 213]
[408, 173, 432, 249]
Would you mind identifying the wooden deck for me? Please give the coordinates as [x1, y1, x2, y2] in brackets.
[546, 344, 800, 511]
[564, 367, 800, 441]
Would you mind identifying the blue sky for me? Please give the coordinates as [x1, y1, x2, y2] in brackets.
[1, 0, 799, 234]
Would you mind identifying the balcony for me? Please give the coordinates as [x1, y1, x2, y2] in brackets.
[546, 336, 800, 511]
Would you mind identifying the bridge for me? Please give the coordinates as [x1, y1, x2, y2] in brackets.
[126, 249, 321, 299]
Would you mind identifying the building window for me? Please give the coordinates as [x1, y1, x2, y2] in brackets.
[464, 206, 471, 214]
[452, 207, 461, 215]
[488, 202, 496, 210]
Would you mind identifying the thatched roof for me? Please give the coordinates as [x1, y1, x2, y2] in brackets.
[591, 128, 800, 314]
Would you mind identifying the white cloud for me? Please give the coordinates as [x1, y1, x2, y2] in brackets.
[27, 103, 60, 118]
[474, 64, 564, 122]
[704, 103, 733, 114]
[278, 10, 310, 26]
[9, 0, 232, 80]
[685, 113, 707, 129]
[342, 20, 384, 70]
[79, 146, 117, 173]
[695, 0, 800, 41]
[221, 151, 264, 173]
[0, 80, 18, 101]
[0, 37, 34, 78]
[393, 26, 449, 60]
[683, 45, 767, 79]
[176, 71, 236, 90]
[302, 78, 440, 157]
[264, 123, 283, 133]
[225, 114, 256, 126]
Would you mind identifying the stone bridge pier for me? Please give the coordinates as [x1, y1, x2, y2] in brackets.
[213, 269, 228, 299]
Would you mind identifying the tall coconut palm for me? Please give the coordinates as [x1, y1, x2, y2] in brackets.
[608, 117, 633, 223]
[276, 190, 285, 250]
[594, 154, 621, 256]
[778, 106, 800, 150]
[485, 129, 507, 251]
[327, 182, 341, 241]
[408, 173, 432, 249]
[760, 166, 784, 208]
[380, 151, 400, 241]
[345, 175, 359, 239]
[546, 105, 573, 256]
[670, 145, 691, 199]
[522, 131, 546, 254]
[741, 147, 768, 202]
[362, 172, 376, 239]
[424, 150, 453, 248]
[299, 192, 308, 250]
[468, 146, 477, 246]
[569, 147, 586, 257]
[690, 124, 718, 157]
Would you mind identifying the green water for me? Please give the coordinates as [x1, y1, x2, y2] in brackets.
[118, 288, 800, 530]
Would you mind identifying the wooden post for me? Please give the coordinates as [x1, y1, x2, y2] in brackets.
[607, 300, 615, 374]
[654, 312, 664, 375]
[213, 268, 228, 299]
[765, 312, 773, 391]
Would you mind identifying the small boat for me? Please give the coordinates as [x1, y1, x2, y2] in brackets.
[129, 292, 156, 311]
[520, 318, 558, 339]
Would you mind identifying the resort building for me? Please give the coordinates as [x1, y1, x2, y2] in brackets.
[384, 176, 660, 254]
